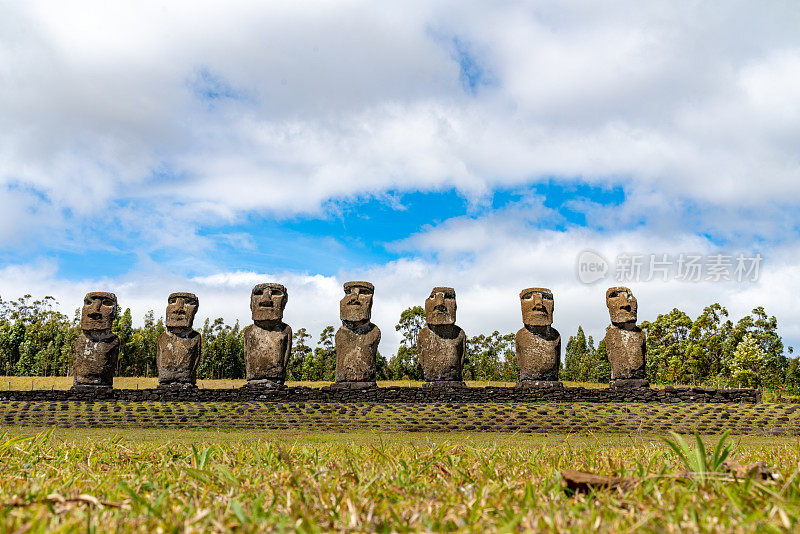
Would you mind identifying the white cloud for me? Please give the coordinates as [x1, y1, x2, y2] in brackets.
[2, 1, 800, 251]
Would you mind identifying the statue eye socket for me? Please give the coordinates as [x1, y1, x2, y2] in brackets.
[84, 299, 92, 306]
[253, 289, 263, 296]
[543, 294, 553, 300]
[102, 299, 114, 306]
[186, 300, 197, 306]
[272, 290, 284, 297]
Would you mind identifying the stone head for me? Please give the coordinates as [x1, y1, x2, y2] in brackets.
[80, 291, 117, 332]
[520, 287, 554, 327]
[606, 286, 638, 324]
[340, 281, 374, 323]
[250, 283, 287, 322]
[165, 292, 199, 330]
[425, 286, 457, 326]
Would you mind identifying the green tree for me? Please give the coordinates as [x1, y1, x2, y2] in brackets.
[288, 328, 312, 380]
[729, 333, 764, 388]
[113, 308, 134, 376]
[197, 318, 244, 379]
[317, 326, 337, 381]
[562, 326, 606, 383]
[641, 309, 693, 384]
[0, 296, 77, 377]
[395, 306, 425, 347]
[375, 351, 390, 380]
[785, 357, 800, 392]
[120, 310, 164, 376]
[684, 303, 731, 385]
[589, 338, 611, 383]
[563, 326, 588, 381]
[301, 326, 336, 381]
[388, 306, 425, 380]
[720, 307, 789, 389]
[465, 331, 511, 381]
[14, 309, 75, 376]
[498, 333, 519, 381]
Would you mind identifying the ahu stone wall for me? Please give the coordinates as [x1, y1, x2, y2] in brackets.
[0, 385, 761, 404]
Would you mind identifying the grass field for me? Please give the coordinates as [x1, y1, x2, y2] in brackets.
[1, 429, 799, 532]
[2, 379, 798, 531]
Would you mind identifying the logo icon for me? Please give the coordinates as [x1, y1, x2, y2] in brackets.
[577, 250, 609, 284]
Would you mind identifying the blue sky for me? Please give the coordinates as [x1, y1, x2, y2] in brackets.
[0, 181, 626, 281]
[1, 1, 799, 354]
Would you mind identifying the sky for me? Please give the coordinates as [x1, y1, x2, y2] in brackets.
[1, 1, 800, 356]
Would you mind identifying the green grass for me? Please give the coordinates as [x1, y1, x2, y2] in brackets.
[1, 429, 799, 531]
[1, 377, 795, 530]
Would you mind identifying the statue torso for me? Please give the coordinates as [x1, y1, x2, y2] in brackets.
[418, 325, 465, 382]
[515, 326, 561, 381]
[243, 323, 291, 382]
[604, 325, 646, 380]
[335, 322, 380, 382]
[157, 330, 200, 384]
[73, 332, 119, 386]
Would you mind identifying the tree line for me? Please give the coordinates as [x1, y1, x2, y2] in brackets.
[1, 295, 798, 391]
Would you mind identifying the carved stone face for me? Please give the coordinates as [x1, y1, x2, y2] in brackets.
[250, 283, 287, 322]
[165, 292, 199, 329]
[606, 286, 638, 324]
[425, 287, 457, 326]
[340, 281, 374, 323]
[80, 292, 117, 332]
[520, 287, 554, 327]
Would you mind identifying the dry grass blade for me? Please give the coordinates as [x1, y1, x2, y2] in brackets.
[2, 493, 124, 509]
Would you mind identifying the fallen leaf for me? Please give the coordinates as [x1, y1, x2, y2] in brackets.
[722, 460, 774, 480]
[560, 469, 637, 492]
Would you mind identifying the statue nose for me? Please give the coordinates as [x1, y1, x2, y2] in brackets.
[90, 299, 102, 312]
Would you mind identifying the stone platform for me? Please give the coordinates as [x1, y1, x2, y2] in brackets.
[0, 385, 761, 404]
[0, 400, 794, 434]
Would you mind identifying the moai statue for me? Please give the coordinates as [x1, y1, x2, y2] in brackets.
[515, 287, 562, 388]
[331, 281, 380, 389]
[243, 283, 292, 388]
[157, 292, 201, 388]
[418, 287, 466, 388]
[73, 292, 119, 389]
[605, 286, 649, 388]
